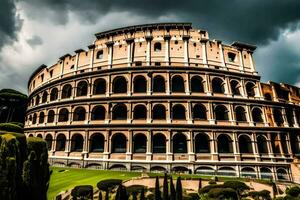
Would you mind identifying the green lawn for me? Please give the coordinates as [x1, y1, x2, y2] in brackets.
[48, 167, 141, 200]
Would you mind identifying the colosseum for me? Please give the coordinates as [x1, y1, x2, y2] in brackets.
[24, 23, 300, 182]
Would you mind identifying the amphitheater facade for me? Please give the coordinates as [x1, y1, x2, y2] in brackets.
[24, 23, 300, 182]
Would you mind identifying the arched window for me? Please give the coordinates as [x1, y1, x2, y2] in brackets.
[171, 75, 185, 93]
[173, 133, 187, 153]
[285, 109, 294, 127]
[277, 168, 289, 181]
[133, 134, 147, 153]
[239, 135, 253, 153]
[47, 110, 55, 123]
[42, 91, 48, 103]
[152, 133, 166, 153]
[257, 135, 268, 154]
[271, 134, 281, 154]
[246, 82, 256, 97]
[91, 106, 105, 120]
[195, 133, 210, 153]
[133, 105, 147, 120]
[172, 104, 186, 120]
[112, 104, 127, 120]
[61, 84, 72, 99]
[154, 42, 162, 52]
[273, 108, 284, 126]
[153, 75, 165, 93]
[113, 76, 127, 93]
[32, 113, 37, 124]
[111, 133, 126, 153]
[93, 78, 106, 95]
[230, 80, 241, 95]
[252, 108, 264, 123]
[290, 133, 300, 154]
[45, 134, 52, 150]
[39, 112, 45, 124]
[35, 95, 40, 106]
[217, 134, 233, 153]
[76, 81, 88, 96]
[133, 76, 147, 93]
[73, 107, 86, 121]
[264, 93, 272, 100]
[212, 78, 225, 94]
[280, 133, 289, 154]
[193, 104, 207, 120]
[153, 104, 166, 120]
[191, 76, 204, 93]
[37, 134, 42, 138]
[260, 167, 273, 180]
[215, 105, 229, 121]
[56, 134, 66, 151]
[235, 106, 247, 122]
[50, 88, 58, 101]
[96, 50, 103, 59]
[71, 134, 84, 152]
[58, 108, 69, 122]
[90, 133, 104, 152]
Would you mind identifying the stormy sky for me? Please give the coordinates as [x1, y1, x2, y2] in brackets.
[1, 0, 300, 93]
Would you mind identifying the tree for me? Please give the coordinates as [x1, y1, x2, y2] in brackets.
[175, 177, 182, 200]
[163, 173, 168, 200]
[71, 185, 93, 200]
[169, 176, 176, 200]
[223, 181, 250, 199]
[97, 179, 122, 200]
[198, 178, 202, 191]
[115, 184, 128, 200]
[155, 176, 161, 200]
[140, 187, 145, 200]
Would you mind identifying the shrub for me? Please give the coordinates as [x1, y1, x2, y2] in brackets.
[187, 192, 200, 200]
[0, 123, 23, 133]
[286, 186, 300, 197]
[97, 179, 122, 200]
[176, 177, 183, 200]
[71, 185, 93, 199]
[126, 185, 146, 200]
[248, 190, 271, 200]
[223, 180, 250, 196]
[208, 180, 216, 185]
[198, 184, 226, 194]
[208, 188, 238, 200]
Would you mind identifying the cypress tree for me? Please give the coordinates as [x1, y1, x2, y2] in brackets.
[163, 173, 168, 200]
[198, 178, 202, 191]
[169, 176, 176, 200]
[175, 177, 182, 200]
[115, 184, 128, 200]
[155, 176, 161, 200]
[98, 190, 102, 200]
[140, 187, 145, 200]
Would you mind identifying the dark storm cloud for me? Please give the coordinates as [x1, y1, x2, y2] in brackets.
[0, 0, 21, 49]
[21, 0, 300, 44]
[26, 35, 43, 48]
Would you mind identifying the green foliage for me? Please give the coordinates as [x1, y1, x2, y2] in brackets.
[198, 178, 202, 191]
[286, 186, 300, 197]
[163, 173, 168, 200]
[199, 184, 226, 194]
[126, 185, 145, 200]
[97, 179, 122, 200]
[223, 180, 250, 198]
[176, 177, 182, 200]
[248, 190, 271, 200]
[0, 123, 23, 133]
[140, 187, 145, 200]
[170, 176, 176, 200]
[0, 89, 28, 101]
[208, 180, 216, 185]
[187, 193, 200, 200]
[207, 188, 238, 200]
[115, 184, 128, 200]
[71, 185, 93, 200]
[155, 176, 161, 200]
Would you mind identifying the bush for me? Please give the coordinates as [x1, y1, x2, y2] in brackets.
[71, 185, 93, 199]
[199, 184, 226, 194]
[248, 190, 271, 200]
[223, 181, 250, 196]
[97, 179, 122, 191]
[187, 192, 200, 200]
[0, 123, 23, 133]
[208, 180, 216, 185]
[286, 186, 300, 197]
[207, 188, 238, 200]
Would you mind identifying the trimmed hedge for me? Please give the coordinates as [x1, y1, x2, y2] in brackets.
[248, 190, 271, 200]
[286, 186, 300, 197]
[71, 185, 93, 199]
[208, 188, 238, 200]
[199, 184, 226, 194]
[97, 179, 122, 191]
[0, 123, 23, 133]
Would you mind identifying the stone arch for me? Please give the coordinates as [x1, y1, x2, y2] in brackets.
[61, 84, 72, 99]
[217, 134, 233, 153]
[112, 76, 127, 93]
[260, 167, 273, 179]
[133, 104, 147, 120]
[195, 133, 210, 153]
[212, 77, 225, 94]
[191, 75, 204, 93]
[264, 93, 272, 100]
[112, 104, 127, 120]
[215, 105, 229, 120]
[171, 75, 185, 93]
[50, 87, 58, 101]
[217, 166, 236, 176]
[42, 91, 48, 103]
[47, 110, 55, 123]
[195, 166, 215, 175]
[96, 50, 103, 59]
[76, 81, 88, 96]
[91, 105, 105, 120]
[153, 75, 165, 93]
[111, 133, 127, 153]
[271, 134, 281, 154]
[71, 134, 84, 152]
[238, 134, 253, 153]
[172, 166, 189, 173]
[252, 107, 264, 123]
[273, 108, 284, 126]
[152, 133, 166, 153]
[28, 134, 34, 137]
[280, 133, 289, 154]
[257, 135, 269, 154]
[109, 164, 127, 171]
[58, 108, 69, 122]
[235, 106, 247, 122]
[32, 113, 37, 124]
[133, 75, 147, 93]
[230, 80, 241, 95]
[56, 134, 66, 151]
[93, 78, 106, 95]
[173, 133, 187, 153]
[150, 166, 166, 172]
[290, 133, 300, 154]
[37, 134, 43, 138]
[277, 168, 289, 181]
[35, 95, 40, 106]
[133, 133, 147, 153]
[73, 107, 86, 121]
[154, 42, 162, 52]
[152, 104, 166, 120]
[193, 103, 207, 120]
[241, 167, 256, 178]
[45, 134, 53, 150]
[172, 104, 186, 120]
[246, 82, 256, 97]
[90, 133, 104, 152]
[39, 112, 45, 124]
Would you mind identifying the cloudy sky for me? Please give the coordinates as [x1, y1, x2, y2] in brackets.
[1, 0, 300, 93]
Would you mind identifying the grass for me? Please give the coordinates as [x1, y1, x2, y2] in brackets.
[48, 167, 141, 200]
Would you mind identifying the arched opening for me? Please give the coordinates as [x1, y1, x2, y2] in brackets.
[257, 135, 269, 154]
[154, 42, 161, 52]
[71, 134, 84, 152]
[73, 107, 86, 121]
[56, 134, 66, 151]
[39, 112, 45, 124]
[152, 133, 166, 153]
[32, 113, 37, 124]
[61, 84, 72, 99]
[195, 167, 215, 175]
[133, 105, 147, 120]
[191, 76, 204, 93]
[290, 133, 300, 154]
[260, 167, 273, 180]
[96, 50, 103, 59]
[45, 134, 52, 150]
[212, 78, 225, 94]
[111, 133, 127, 153]
[264, 93, 272, 100]
[280, 133, 289, 154]
[113, 76, 127, 93]
[217, 134, 233, 153]
[109, 164, 127, 171]
[271, 134, 281, 154]
[35, 95, 40, 106]
[37, 134, 42, 138]
[277, 168, 289, 181]
[133, 76, 147, 93]
[230, 80, 241, 95]
[172, 104, 186, 120]
[28, 134, 33, 137]
[246, 82, 256, 97]
[112, 104, 127, 120]
[91, 106, 105, 120]
[151, 166, 166, 173]
[239, 135, 253, 153]
[153, 75, 165, 93]
[58, 108, 69, 122]
[47, 110, 55, 123]
[90, 133, 104, 152]
[252, 108, 264, 123]
[241, 167, 256, 178]
[76, 81, 88, 96]
[153, 104, 166, 120]
[215, 105, 229, 121]
[195, 133, 210, 153]
[235, 106, 247, 122]
[171, 75, 185, 93]
[273, 109, 284, 126]
[217, 167, 236, 176]
[193, 104, 207, 120]
[285, 109, 294, 127]
[93, 78, 106, 95]
[50, 88, 58, 101]
[173, 133, 187, 153]
[133, 133, 147, 153]
[172, 166, 189, 173]
[42, 91, 48, 103]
